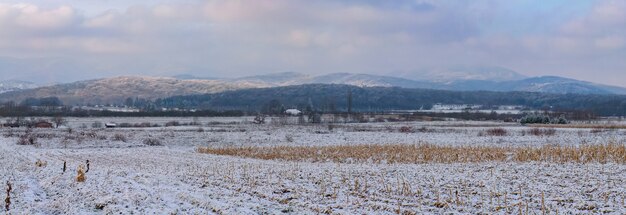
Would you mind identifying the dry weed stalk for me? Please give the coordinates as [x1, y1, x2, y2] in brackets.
[5, 181, 11, 212]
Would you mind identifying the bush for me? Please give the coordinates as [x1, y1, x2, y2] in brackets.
[285, 134, 294, 142]
[528, 128, 557, 136]
[112, 133, 127, 142]
[143, 138, 162, 146]
[399, 126, 413, 133]
[17, 134, 37, 145]
[165, 121, 180, 127]
[520, 114, 568, 125]
[484, 128, 508, 136]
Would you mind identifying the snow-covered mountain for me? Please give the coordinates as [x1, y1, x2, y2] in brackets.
[1, 70, 625, 105]
[232, 72, 626, 94]
[0, 80, 38, 93]
[397, 66, 528, 82]
[0, 76, 271, 105]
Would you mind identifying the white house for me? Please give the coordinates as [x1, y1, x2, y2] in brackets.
[285, 109, 302, 115]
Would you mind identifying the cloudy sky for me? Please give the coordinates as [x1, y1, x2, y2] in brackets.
[0, 0, 625, 86]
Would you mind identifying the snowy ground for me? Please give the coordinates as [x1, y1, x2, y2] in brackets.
[1, 119, 625, 214]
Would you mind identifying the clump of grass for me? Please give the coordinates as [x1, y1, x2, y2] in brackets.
[165, 121, 181, 127]
[285, 134, 294, 143]
[76, 165, 86, 182]
[143, 138, 162, 146]
[197, 143, 626, 164]
[17, 134, 37, 146]
[485, 128, 508, 136]
[3, 129, 15, 138]
[590, 128, 608, 134]
[111, 133, 127, 142]
[398, 126, 413, 133]
[525, 128, 557, 136]
[529, 124, 626, 129]
[35, 159, 47, 167]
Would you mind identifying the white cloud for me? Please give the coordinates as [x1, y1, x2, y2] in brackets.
[0, 1, 624, 86]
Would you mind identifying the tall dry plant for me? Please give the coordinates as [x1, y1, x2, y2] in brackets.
[5, 181, 11, 212]
[76, 165, 86, 182]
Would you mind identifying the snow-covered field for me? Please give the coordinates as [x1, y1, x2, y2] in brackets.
[1, 118, 625, 214]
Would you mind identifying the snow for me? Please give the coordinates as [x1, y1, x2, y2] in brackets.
[1, 118, 625, 214]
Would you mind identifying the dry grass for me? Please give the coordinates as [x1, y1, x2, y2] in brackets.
[76, 165, 86, 182]
[479, 128, 508, 136]
[111, 133, 127, 142]
[528, 124, 626, 129]
[523, 128, 557, 136]
[197, 143, 626, 164]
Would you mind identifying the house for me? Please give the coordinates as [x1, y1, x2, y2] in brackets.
[34, 121, 53, 128]
[431, 104, 482, 111]
[285, 109, 302, 116]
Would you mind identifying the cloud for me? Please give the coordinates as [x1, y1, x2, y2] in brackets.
[0, 1, 624, 87]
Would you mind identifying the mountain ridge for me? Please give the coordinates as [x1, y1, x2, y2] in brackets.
[1, 71, 625, 105]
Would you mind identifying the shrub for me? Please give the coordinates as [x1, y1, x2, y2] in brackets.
[528, 128, 557, 136]
[3, 129, 15, 138]
[165, 121, 180, 127]
[520, 114, 568, 125]
[417, 126, 432, 133]
[143, 138, 162, 146]
[484, 128, 507, 136]
[399, 126, 413, 133]
[117, 123, 132, 128]
[17, 134, 37, 145]
[112, 133, 127, 142]
[285, 134, 294, 143]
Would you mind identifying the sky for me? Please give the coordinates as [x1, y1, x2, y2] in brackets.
[0, 0, 625, 87]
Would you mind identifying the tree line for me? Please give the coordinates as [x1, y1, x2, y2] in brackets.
[154, 84, 626, 116]
[2, 84, 626, 117]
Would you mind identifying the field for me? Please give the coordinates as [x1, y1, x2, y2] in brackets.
[1, 117, 626, 214]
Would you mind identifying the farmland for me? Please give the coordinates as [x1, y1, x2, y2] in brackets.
[1, 117, 626, 214]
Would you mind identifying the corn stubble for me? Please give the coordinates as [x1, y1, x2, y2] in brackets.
[197, 143, 626, 164]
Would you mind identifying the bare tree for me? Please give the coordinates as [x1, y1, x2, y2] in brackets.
[52, 116, 67, 128]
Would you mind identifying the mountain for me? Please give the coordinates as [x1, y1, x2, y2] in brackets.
[0, 80, 38, 93]
[233, 72, 440, 88]
[399, 66, 528, 82]
[0, 76, 269, 105]
[441, 76, 626, 94]
[2, 69, 626, 105]
[233, 72, 626, 95]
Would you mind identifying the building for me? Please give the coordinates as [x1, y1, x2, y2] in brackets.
[285, 109, 302, 115]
